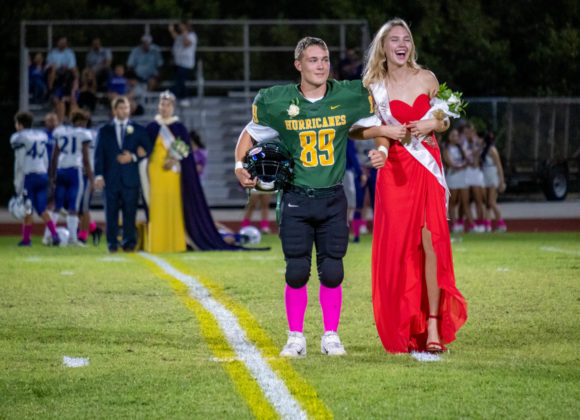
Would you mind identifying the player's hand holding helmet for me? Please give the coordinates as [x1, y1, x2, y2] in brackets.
[244, 141, 294, 192]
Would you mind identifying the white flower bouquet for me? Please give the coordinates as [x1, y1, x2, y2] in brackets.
[428, 83, 468, 120]
[168, 137, 190, 160]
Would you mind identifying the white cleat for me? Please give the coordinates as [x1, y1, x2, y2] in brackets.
[280, 331, 306, 358]
[321, 331, 347, 356]
[451, 223, 464, 233]
[68, 239, 85, 247]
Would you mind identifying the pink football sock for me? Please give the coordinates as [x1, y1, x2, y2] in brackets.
[89, 221, 97, 233]
[46, 220, 57, 236]
[284, 285, 308, 333]
[319, 284, 342, 332]
[22, 225, 32, 243]
[261, 220, 269, 230]
[78, 230, 89, 241]
[241, 218, 251, 228]
[352, 219, 361, 237]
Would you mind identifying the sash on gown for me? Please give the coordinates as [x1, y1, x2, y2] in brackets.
[140, 124, 179, 207]
[369, 81, 450, 208]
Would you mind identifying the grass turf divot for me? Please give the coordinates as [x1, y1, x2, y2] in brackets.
[137, 253, 332, 420]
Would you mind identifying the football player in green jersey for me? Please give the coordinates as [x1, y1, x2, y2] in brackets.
[235, 37, 387, 357]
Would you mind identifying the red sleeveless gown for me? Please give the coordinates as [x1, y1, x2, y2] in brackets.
[372, 94, 468, 353]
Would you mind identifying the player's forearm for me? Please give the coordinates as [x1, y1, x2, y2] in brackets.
[235, 130, 254, 163]
[374, 136, 390, 149]
[352, 125, 385, 140]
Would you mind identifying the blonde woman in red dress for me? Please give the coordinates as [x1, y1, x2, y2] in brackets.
[354, 18, 467, 353]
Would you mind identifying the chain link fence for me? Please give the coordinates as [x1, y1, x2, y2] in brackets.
[464, 98, 580, 200]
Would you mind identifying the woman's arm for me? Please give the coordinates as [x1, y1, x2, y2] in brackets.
[350, 124, 407, 141]
[490, 146, 506, 192]
[441, 147, 454, 168]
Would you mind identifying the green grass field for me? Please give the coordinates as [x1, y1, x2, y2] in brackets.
[1, 232, 579, 419]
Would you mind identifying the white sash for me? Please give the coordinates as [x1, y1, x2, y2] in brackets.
[159, 124, 181, 173]
[139, 124, 179, 207]
[370, 81, 449, 209]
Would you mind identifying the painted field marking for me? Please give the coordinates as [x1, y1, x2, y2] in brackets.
[540, 246, 580, 256]
[138, 252, 332, 420]
[410, 351, 441, 362]
[180, 254, 278, 261]
[63, 356, 89, 367]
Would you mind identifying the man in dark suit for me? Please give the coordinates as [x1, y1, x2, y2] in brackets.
[95, 96, 150, 252]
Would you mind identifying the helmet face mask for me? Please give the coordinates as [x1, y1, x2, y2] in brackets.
[245, 141, 294, 192]
[9, 193, 33, 220]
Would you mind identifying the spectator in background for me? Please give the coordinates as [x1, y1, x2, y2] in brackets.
[108, 64, 128, 103]
[481, 132, 507, 232]
[168, 20, 198, 106]
[127, 34, 164, 92]
[29, 52, 47, 104]
[343, 138, 365, 242]
[338, 48, 363, 80]
[46, 37, 77, 93]
[241, 194, 272, 234]
[77, 68, 97, 112]
[86, 38, 112, 92]
[443, 128, 471, 233]
[126, 70, 146, 116]
[189, 130, 207, 180]
[46, 37, 78, 122]
[463, 122, 487, 233]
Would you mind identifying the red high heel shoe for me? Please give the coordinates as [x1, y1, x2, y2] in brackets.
[426, 315, 447, 353]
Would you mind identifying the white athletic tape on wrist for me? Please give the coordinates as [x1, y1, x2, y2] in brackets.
[235, 161, 244, 170]
[378, 145, 389, 158]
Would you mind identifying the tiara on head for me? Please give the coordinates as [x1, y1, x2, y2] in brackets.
[160, 90, 176, 103]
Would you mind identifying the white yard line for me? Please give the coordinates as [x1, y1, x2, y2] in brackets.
[540, 246, 580, 256]
[139, 252, 308, 420]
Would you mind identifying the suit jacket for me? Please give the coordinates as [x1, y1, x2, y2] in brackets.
[95, 121, 151, 190]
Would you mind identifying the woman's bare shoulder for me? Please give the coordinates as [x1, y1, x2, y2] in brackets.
[416, 69, 439, 97]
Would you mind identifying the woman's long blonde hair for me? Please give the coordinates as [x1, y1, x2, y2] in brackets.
[362, 18, 421, 89]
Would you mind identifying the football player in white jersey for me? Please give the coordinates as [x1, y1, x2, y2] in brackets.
[10, 111, 60, 246]
[77, 123, 101, 245]
[49, 109, 93, 246]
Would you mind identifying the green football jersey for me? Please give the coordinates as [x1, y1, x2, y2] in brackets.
[252, 79, 373, 188]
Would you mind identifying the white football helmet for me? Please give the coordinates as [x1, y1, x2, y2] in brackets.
[8, 194, 32, 220]
[56, 227, 70, 247]
[239, 225, 262, 245]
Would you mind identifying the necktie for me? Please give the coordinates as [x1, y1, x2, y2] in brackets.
[120, 123, 125, 148]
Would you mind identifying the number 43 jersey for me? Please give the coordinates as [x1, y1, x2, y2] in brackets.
[251, 79, 374, 188]
[10, 129, 49, 175]
[53, 125, 92, 169]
